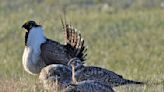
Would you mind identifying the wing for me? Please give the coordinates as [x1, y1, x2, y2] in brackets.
[62, 22, 87, 62]
[40, 21, 87, 65]
[63, 80, 114, 92]
[40, 39, 71, 65]
[75, 66, 143, 87]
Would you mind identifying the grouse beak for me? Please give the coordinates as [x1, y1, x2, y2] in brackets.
[21, 25, 24, 28]
[21, 24, 28, 32]
[21, 23, 26, 28]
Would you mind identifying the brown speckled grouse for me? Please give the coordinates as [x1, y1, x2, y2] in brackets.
[68, 58, 144, 87]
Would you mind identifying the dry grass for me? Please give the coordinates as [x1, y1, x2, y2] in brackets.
[1, 0, 164, 92]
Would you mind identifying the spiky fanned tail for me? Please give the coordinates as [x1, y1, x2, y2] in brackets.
[61, 18, 87, 62]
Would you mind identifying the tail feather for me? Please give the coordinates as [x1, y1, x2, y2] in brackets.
[61, 19, 87, 62]
[75, 38, 83, 55]
[74, 30, 78, 47]
[125, 79, 144, 85]
[114, 79, 144, 87]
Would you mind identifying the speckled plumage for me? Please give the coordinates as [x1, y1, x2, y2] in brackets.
[63, 80, 114, 92]
[39, 64, 114, 92]
[39, 64, 72, 91]
[68, 58, 143, 87]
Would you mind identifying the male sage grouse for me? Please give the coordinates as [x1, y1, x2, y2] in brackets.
[21, 20, 87, 75]
[39, 64, 114, 92]
[68, 57, 144, 87]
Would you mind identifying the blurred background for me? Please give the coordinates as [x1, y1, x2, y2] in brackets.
[0, 0, 164, 92]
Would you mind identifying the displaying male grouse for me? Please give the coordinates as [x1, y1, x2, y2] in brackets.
[22, 21, 87, 75]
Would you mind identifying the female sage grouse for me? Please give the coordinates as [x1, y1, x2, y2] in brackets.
[21, 20, 87, 75]
[39, 64, 72, 91]
[68, 58, 144, 87]
[39, 64, 114, 92]
[63, 80, 114, 92]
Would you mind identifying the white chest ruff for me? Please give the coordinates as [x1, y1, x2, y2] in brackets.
[22, 27, 46, 75]
[22, 47, 43, 75]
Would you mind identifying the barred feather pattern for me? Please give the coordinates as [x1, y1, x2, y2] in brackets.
[63, 23, 87, 62]
[63, 80, 114, 92]
[68, 58, 144, 87]
[39, 64, 114, 92]
[40, 24, 87, 66]
[39, 64, 72, 92]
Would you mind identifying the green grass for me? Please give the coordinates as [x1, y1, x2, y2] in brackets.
[0, 0, 164, 92]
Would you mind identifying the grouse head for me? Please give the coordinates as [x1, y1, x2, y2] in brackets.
[68, 58, 84, 70]
[22, 20, 41, 31]
[22, 20, 43, 46]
